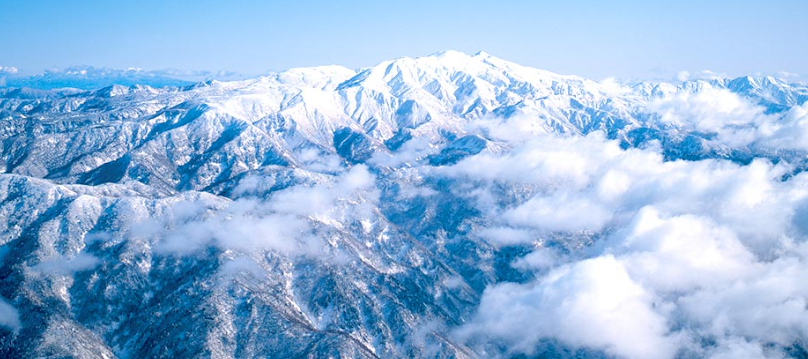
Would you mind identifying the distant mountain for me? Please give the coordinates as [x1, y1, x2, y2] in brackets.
[1, 51, 808, 358]
[0, 66, 249, 90]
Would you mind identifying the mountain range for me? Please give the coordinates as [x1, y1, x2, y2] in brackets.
[1, 50, 808, 358]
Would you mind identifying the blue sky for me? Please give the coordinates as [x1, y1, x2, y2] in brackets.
[1, 0, 806, 80]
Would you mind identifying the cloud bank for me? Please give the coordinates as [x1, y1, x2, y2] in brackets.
[442, 98, 808, 358]
[650, 86, 808, 151]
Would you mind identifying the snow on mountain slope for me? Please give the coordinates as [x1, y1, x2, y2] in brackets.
[2, 51, 808, 358]
[0, 51, 672, 192]
[0, 66, 253, 90]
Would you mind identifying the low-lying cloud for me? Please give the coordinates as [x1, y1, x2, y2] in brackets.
[650, 85, 808, 151]
[32, 252, 100, 275]
[0, 297, 20, 331]
[140, 164, 379, 258]
[444, 106, 808, 358]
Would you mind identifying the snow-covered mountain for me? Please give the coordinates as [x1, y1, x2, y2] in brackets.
[2, 51, 808, 358]
[0, 66, 249, 90]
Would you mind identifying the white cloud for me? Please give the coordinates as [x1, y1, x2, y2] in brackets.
[151, 164, 379, 257]
[607, 207, 758, 293]
[649, 86, 766, 135]
[0, 66, 19, 75]
[294, 147, 344, 173]
[502, 194, 613, 233]
[443, 114, 808, 357]
[755, 102, 808, 151]
[649, 87, 808, 152]
[439, 131, 623, 189]
[0, 297, 20, 331]
[476, 226, 534, 246]
[458, 256, 680, 359]
[675, 70, 726, 82]
[777, 71, 802, 79]
[511, 246, 561, 270]
[32, 253, 100, 275]
[369, 136, 436, 168]
[599, 77, 632, 96]
[677, 255, 808, 347]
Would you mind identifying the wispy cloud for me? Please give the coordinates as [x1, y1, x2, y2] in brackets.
[0, 297, 20, 331]
[32, 253, 100, 275]
[131, 165, 379, 258]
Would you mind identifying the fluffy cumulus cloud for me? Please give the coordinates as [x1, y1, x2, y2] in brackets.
[458, 255, 679, 359]
[649, 86, 808, 151]
[651, 86, 766, 134]
[0, 65, 19, 86]
[443, 111, 808, 358]
[0, 66, 19, 75]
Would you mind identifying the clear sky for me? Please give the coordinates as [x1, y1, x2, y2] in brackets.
[1, 0, 806, 80]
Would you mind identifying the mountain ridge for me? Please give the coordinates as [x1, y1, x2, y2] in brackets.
[2, 51, 808, 358]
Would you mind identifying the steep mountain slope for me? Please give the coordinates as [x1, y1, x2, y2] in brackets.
[1, 51, 808, 358]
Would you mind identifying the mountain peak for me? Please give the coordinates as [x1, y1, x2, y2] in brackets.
[424, 49, 474, 61]
[421, 50, 506, 68]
